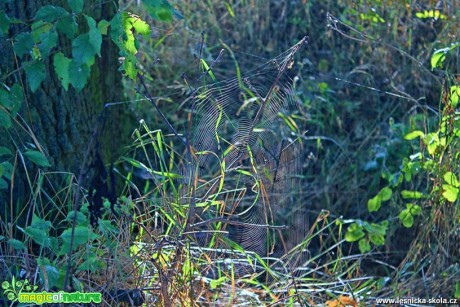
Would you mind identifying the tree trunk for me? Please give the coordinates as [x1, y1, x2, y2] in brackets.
[0, 0, 129, 210]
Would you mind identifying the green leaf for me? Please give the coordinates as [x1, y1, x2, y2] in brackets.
[358, 238, 371, 253]
[122, 56, 138, 79]
[7, 238, 27, 251]
[37, 29, 58, 57]
[378, 187, 392, 202]
[0, 11, 11, 36]
[442, 184, 459, 202]
[86, 15, 102, 57]
[72, 33, 94, 64]
[431, 49, 447, 70]
[56, 15, 78, 39]
[24, 149, 51, 167]
[0, 162, 13, 180]
[67, 0, 84, 13]
[401, 190, 424, 199]
[404, 130, 425, 140]
[9, 83, 24, 116]
[13, 32, 34, 57]
[369, 233, 385, 246]
[0, 178, 7, 189]
[409, 204, 421, 216]
[0, 146, 12, 157]
[77, 256, 106, 273]
[34, 5, 69, 22]
[24, 60, 46, 92]
[61, 226, 98, 248]
[210, 277, 228, 289]
[0, 108, 11, 128]
[53, 52, 71, 90]
[345, 223, 365, 242]
[98, 19, 110, 35]
[131, 16, 151, 36]
[143, 0, 174, 22]
[65, 210, 87, 224]
[367, 195, 381, 212]
[444, 171, 459, 187]
[399, 209, 414, 228]
[68, 60, 90, 91]
[450, 85, 460, 108]
[18, 225, 50, 247]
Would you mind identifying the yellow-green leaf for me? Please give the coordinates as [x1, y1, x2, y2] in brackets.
[442, 184, 459, 202]
[444, 171, 459, 187]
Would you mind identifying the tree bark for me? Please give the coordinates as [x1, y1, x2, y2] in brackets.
[0, 0, 129, 209]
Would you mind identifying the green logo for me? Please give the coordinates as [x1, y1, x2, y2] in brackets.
[2, 277, 101, 305]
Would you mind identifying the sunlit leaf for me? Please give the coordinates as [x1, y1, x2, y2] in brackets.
[367, 195, 381, 212]
[358, 238, 370, 253]
[404, 130, 424, 140]
[442, 184, 459, 202]
[401, 190, 424, 199]
[378, 187, 392, 201]
[345, 223, 365, 242]
[399, 209, 414, 228]
[443, 171, 459, 187]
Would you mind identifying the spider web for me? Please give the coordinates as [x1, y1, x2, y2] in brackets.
[183, 37, 309, 266]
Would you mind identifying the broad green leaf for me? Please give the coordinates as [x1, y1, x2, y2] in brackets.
[444, 171, 459, 187]
[24, 149, 51, 167]
[37, 29, 58, 57]
[9, 83, 24, 116]
[143, 0, 174, 22]
[345, 223, 365, 242]
[404, 130, 424, 140]
[61, 225, 99, 247]
[367, 195, 381, 212]
[415, 9, 447, 20]
[77, 256, 106, 273]
[409, 204, 421, 215]
[13, 32, 33, 57]
[98, 19, 110, 35]
[67, 0, 83, 13]
[442, 184, 459, 202]
[369, 233, 385, 246]
[364, 221, 388, 236]
[68, 60, 90, 91]
[431, 49, 446, 70]
[358, 238, 371, 253]
[0, 11, 11, 36]
[34, 5, 69, 22]
[0, 88, 13, 109]
[122, 55, 138, 79]
[24, 60, 46, 92]
[401, 190, 424, 199]
[56, 15, 78, 39]
[65, 210, 87, 224]
[31, 20, 53, 42]
[378, 187, 392, 202]
[18, 225, 50, 247]
[399, 209, 414, 228]
[0, 108, 11, 128]
[0, 146, 12, 157]
[53, 52, 71, 90]
[7, 238, 27, 251]
[86, 15, 102, 57]
[0, 162, 13, 180]
[0, 178, 7, 189]
[72, 33, 95, 64]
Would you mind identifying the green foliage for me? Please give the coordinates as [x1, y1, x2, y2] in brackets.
[345, 220, 388, 253]
[367, 186, 392, 212]
[23, 149, 50, 167]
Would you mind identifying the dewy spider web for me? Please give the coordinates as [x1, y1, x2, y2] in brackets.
[183, 37, 309, 267]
